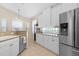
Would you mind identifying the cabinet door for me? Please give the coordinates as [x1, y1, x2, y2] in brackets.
[36, 34, 40, 44]
[43, 36, 59, 54]
[10, 37, 19, 56]
[59, 43, 72, 56]
[38, 8, 50, 27]
[0, 40, 11, 56]
[36, 34, 44, 46]
[52, 8, 59, 26]
[0, 45, 10, 56]
[0, 37, 19, 56]
[43, 35, 52, 49]
[50, 37, 59, 54]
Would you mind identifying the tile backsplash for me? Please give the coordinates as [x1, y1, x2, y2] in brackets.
[0, 32, 13, 36]
[41, 26, 59, 34]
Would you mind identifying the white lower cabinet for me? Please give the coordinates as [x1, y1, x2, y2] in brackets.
[36, 34, 59, 55]
[36, 34, 44, 46]
[9, 37, 19, 56]
[0, 37, 19, 56]
[44, 36, 59, 54]
[0, 40, 11, 56]
[49, 37, 59, 54]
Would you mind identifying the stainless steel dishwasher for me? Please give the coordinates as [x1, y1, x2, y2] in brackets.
[19, 36, 26, 53]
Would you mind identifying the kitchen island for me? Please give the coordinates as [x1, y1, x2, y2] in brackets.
[0, 35, 20, 56]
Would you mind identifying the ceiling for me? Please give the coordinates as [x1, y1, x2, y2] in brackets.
[0, 3, 56, 19]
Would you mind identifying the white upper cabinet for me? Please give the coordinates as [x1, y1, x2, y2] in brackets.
[38, 8, 50, 27]
[51, 3, 78, 27]
[38, 3, 78, 27]
[51, 8, 59, 27]
[59, 3, 78, 14]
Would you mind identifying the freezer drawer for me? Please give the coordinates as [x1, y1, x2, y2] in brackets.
[75, 8, 79, 48]
[72, 49, 79, 56]
[59, 43, 73, 56]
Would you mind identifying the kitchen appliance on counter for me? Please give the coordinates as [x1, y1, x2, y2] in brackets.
[19, 36, 26, 53]
[59, 8, 79, 56]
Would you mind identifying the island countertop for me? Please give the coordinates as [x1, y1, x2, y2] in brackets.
[0, 35, 20, 42]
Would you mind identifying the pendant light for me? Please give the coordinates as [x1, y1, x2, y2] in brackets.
[16, 8, 20, 20]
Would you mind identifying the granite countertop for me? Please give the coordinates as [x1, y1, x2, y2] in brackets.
[0, 35, 19, 42]
[36, 32, 59, 37]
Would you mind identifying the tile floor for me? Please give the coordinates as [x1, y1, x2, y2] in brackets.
[19, 39, 56, 56]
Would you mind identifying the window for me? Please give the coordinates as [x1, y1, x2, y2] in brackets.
[0, 18, 8, 32]
[12, 19, 24, 31]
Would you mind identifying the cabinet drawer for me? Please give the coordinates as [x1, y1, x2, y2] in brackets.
[43, 35, 59, 54]
[0, 40, 11, 56]
[0, 40, 11, 48]
[36, 34, 44, 45]
[0, 37, 19, 56]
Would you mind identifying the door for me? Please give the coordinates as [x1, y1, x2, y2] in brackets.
[75, 8, 79, 48]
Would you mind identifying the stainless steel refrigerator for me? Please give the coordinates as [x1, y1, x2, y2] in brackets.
[59, 8, 79, 56]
